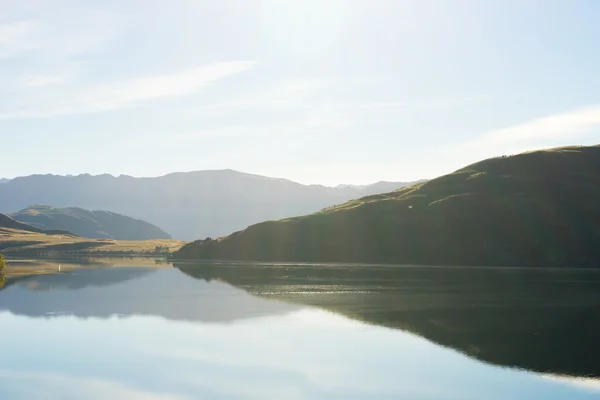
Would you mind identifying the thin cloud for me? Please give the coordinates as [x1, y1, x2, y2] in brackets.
[471, 104, 600, 148]
[0, 61, 257, 118]
[83, 61, 257, 112]
[448, 104, 600, 161]
[0, 8, 123, 59]
[429, 104, 600, 176]
[19, 73, 69, 87]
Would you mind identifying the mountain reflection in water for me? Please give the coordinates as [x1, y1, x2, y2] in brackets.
[175, 262, 600, 378]
[1, 261, 600, 399]
[0, 266, 300, 322]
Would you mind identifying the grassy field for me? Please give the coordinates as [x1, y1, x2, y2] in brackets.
[0, 227, 185, 256]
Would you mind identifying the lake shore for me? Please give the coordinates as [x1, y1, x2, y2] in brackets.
[3, 257, 172, 280]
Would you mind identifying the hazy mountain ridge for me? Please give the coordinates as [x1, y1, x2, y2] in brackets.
[10, 205, 171, 240]
[0, 170, 419, 240]
[174, 145, 600, 267]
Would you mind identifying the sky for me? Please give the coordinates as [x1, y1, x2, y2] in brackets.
[1, 0, 600, 186]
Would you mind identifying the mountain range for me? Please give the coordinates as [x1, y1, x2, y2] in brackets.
[174, 145, 600, 267]
[10, 205, 171, 240]
[0, 170, 421, 240]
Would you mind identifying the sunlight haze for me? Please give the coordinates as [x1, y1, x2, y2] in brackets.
[1, 0, 599, 185]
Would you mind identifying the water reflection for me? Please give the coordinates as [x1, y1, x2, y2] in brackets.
[0, 266, 299, 322]
[175, 263, 600, 378]
[1, 261, 600, 399]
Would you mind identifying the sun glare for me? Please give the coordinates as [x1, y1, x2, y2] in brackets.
[259, 0, 347, 59]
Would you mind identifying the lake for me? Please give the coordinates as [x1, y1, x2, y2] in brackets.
[1, 259, 600, 399]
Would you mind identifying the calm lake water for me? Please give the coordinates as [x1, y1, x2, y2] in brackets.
[1, 259, 600, 399]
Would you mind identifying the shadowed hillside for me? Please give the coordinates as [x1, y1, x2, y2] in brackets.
[0, 170, 421, 239]
[11, 205, 171, 240]
[0, 213, 70, 235]
[174, 145, 600, 267]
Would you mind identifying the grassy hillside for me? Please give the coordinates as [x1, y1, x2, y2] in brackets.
[0, 213, 70, 235]
[0, 213, 183, 256]
[11, 205, 171, 240]
[174, 145, 600, 267]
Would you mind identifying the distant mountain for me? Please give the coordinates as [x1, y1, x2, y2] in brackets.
[0, 178, 10, 184]
[173, 145, 600, 267]
[0, 170, 419, 240]
[11, 205, 171, 240]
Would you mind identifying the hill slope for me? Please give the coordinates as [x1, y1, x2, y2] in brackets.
[173, 145, 600, 267]
[0, 170, 420, 239]
[11, 205, 171, 240]
[0, 213, 48, 233]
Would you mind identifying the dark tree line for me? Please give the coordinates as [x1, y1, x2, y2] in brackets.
[0, 253, 5, 289]
[153, 245, 171, 253]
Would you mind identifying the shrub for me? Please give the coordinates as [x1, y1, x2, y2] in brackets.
[0, 253, 5, 288]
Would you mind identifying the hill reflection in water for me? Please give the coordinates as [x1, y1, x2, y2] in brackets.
[3, 260, 600, 381]
[175, 262, 600, 378]
[0, 265, 301, 322]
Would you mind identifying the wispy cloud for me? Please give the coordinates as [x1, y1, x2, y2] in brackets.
[424, 104, 600, 177]
[0, 3, 258, 119]
[19, 73, 70, 87]
[0, 8, 123, 59]
[0, 6, 126, 117]
[474, 104, 600, 147]
[78, 61, 257, 113]
[0, 61, 257, 118]
[453, 104, 600, 159]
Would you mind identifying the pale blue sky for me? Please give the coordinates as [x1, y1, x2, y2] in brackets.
[1, 0, 600, 185]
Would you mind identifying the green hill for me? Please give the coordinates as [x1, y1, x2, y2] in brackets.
[173, 145, 600, 267]
[11, 205, 171, 240]
[0, 213, 70, 235]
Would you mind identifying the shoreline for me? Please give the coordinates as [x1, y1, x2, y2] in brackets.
[2, 256, 173, 281]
